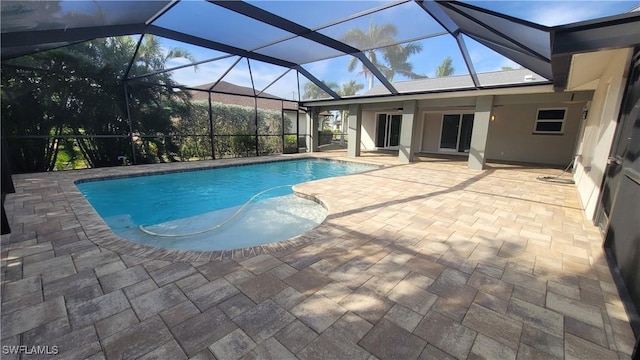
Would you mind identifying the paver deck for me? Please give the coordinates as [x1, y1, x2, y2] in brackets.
[1, 151, 636, 359]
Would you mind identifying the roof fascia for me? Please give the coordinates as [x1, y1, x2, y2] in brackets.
[550, 12, 640, 90]
[302, 83, 554, 107]
[551, 13, 640, 54]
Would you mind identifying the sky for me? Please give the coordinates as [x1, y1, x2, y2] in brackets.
[154, 0, 638, 99]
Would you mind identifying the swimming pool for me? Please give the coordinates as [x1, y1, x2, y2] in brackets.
[76, 159, 377, 251]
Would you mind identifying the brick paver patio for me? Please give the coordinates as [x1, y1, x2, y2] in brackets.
[1, 152, 636, 359]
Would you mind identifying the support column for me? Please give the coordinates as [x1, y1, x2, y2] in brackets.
[347, 104, 361, 157]
[399, 100, 417, 163]
[308, 108, 319, 152]
[468, 95, 494, 170]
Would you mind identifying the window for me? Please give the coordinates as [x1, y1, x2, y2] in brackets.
[534, 108, 566, 134]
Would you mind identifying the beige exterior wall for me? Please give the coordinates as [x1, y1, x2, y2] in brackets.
[361, 110, 377, 150]
[421, 113, 441, 153]
[417, 97, 586, 166]
[572, 48, 633, 221]
[485, 102, 585, 166]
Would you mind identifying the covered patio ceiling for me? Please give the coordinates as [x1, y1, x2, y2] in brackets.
[1, 1, 638, 102]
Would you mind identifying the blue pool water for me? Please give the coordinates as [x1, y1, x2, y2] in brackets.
[77, 159, 376, 251]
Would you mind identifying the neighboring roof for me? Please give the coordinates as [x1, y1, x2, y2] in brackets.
[189, 81, 297, 111]
[364, 68, 546, 96]
[191, 81, 281, 100]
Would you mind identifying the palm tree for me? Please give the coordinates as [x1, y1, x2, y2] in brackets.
[302, 81, 339, 100]
[383, 42, 427, 81]
[338, 80, 364, 97]
[342, 22, 426, 89]
[337, 80, 364, 144]
[2, 35, 196, 171]
[342, 21, 398, 89]
[435, 56, 455, 77]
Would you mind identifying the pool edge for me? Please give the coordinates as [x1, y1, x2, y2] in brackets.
[61, 154, 380, 262]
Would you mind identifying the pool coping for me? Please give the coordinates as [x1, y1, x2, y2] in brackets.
[54, 153, 385, 262]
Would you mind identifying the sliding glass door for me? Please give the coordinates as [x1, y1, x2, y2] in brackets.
[439, 114, 474, 153]
[376, 114, 402, 149]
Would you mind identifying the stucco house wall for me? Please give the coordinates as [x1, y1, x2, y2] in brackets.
[414, 96, 588, 166]
[571, 48, 633, 221]
[485, 101, 585, 166]
[361, 111, 377, 150]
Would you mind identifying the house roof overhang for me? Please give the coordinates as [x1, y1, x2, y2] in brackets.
[301, 83, 557, 108]
[550, 11, 640, 91]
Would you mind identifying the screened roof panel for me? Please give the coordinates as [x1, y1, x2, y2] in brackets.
[130, 35, 232, 77]
[254, 37, 345, 65]
[5, 35, 142, 79]
[319, 1, 447, 51]
[11, 0, 625, 99]
[1, 1, 170, 33]
[245, 0, 393, 30]
[418, 0, 460, 33]
[161, 56, 241, 88]
[259, 69, 300, 101]
[217, 58, 255, 95]
[302, 54, 378, 96]
[462, 35, 548, 86]
[447, 2, 550, 58]
[364, 36, 476, 95]
[152, 0, 295, 51]
[464, 35, 551, 82]
[366, 35, 469, 85]
[300, 81, 335, 101]
[248, 59, 290, 95]
[159, 39, 233, 64]
[2, 43, 73, 61]
[440, 5, 528, 56]
[462, 34, 520, 74]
